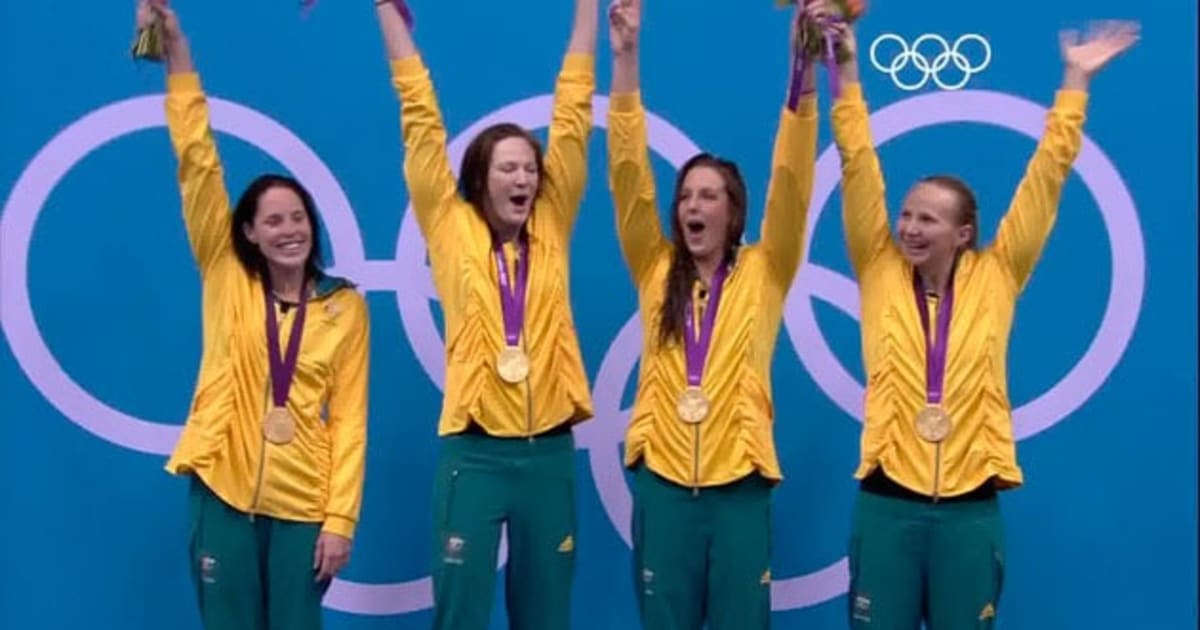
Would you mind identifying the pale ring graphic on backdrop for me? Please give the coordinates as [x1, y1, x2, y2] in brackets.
[869, 33, 992, 91]
[1, 88, 1143, 615]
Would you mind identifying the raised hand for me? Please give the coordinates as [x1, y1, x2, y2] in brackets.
[794, 0, 829, 59]
[609, 0, 640, 56]
[138, 0, 183, 43]
[826, 20, 856, 59]
[794, 0, 860, 96]
[1060, 20, 1139, 89]
[135, 0, 155, 32]
[134, 0, 190, 71]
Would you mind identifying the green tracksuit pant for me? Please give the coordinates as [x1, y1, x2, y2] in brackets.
[430, 430, 577, 630]
[631, 465, 774, 630]
[187, 476, 329, 630]
[848, 489, 1005, 629]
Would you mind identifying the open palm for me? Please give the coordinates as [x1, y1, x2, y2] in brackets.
[1060, 20, 1140, 77]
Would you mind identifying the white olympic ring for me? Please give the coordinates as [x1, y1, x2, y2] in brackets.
[869, 33, 992, 91]
[0, 87, 1144, 616]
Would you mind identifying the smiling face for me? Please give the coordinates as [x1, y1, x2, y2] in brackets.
[677, 166, 734, 264]
[484, 136, 539, 235]
[241, 185, 313, 273]
[896, 181, 974, 268]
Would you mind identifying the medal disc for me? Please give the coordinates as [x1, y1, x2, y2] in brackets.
[676, 387, 711, 425]
[915, 405, 951, 443]
[263, 407, 297, 445]
[496, 346, 530, 384]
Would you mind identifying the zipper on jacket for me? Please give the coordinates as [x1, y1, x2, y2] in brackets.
[250, 305, 284, 522]
[248, 375, 271, 522]
[692, 425, 701, 497]
[522, 328, 535, 442]
[248, 440, 268, 522]
[931, 444, 942, 503]
[524, 383, 535, 442]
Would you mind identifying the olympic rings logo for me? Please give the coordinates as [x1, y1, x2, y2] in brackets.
[1, 88, 1144, 616]
[869, 33, 993, 91]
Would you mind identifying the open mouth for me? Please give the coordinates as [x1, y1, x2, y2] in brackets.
[509, 194, 530, 208]
[276, 240, 306, 254]
[685, 219, 706, 236]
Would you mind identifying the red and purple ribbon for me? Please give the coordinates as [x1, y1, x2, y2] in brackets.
[684, 262, 730, 387]
[264, 278, 309, 409]
[494, 235, 530, 347]
[911, 268, 956, 406]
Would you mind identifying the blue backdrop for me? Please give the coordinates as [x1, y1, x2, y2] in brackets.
[1, 1, 1195, 628]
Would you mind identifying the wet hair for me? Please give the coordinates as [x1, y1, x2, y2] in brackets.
[657, 153, 749, 347]
[231, 174, 325, 280]
[457, 123, 546, 221]
[919, 174, 979, 249]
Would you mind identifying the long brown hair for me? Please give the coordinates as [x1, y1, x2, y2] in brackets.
[231, 174, 325, 280]
[919, 174, 979, 249]
[657, 153, 748, 347]
[457, 122, 546, 220]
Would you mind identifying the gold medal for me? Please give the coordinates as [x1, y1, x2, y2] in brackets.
[915, 405, 951, 443]
[496, 346, 530, 384]
[263, 407, 297, 445]
[676, 386, 711, 425]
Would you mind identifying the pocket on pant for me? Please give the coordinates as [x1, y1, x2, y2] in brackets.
[436, 467, 463, 535]
[847, 532, 865, 622]
[970, 544, 1005, 629]
[187, 476, 203, 555]
[186, 476, 215, 615]
[558, 476, 579, 576]
[432, 467, 468, 571]
[631, 499, 643, 556]
[565, 476, 578, 544]
[991, 544, 1005, 610]
[187, 477, 210, 574]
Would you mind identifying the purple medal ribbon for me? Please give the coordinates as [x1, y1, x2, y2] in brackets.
[787, 46, 812, 111]
[684, 263, 730, 387]
[822, 24, 843, 99]
[786, 7, 844, 109]
[264, 279, 309, 409]
[494, 235, 530, 347]
[911, 268, 955, 406]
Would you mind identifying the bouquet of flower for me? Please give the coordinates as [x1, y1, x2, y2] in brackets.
[778, 0, 866, 63]
[130, 3, 166, 62]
